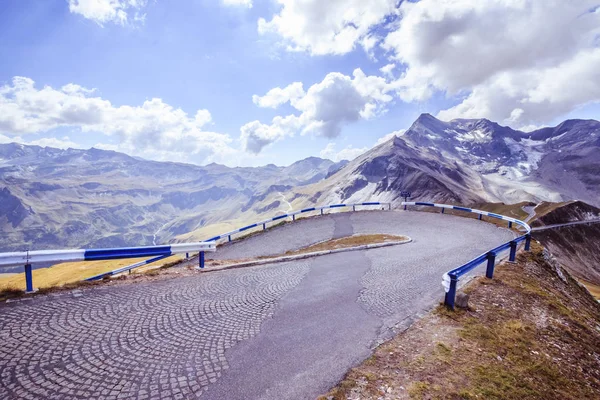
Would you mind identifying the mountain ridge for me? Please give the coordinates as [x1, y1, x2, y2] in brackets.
[1, 114, 599, 250]
[280, 114, 600, 211]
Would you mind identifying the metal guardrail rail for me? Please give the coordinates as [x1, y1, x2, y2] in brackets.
[2, 200, 527, 305]
[0, 242, 216, 293]
[0, 202, 391, 291]
[96, 202, 392, 278]
[203, 202, 391, 243]
[402, 202, 532, 309]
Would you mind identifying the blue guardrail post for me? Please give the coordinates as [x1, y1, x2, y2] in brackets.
[485, 251, 497, 279]
[199, 251, 205, 269]
[24, 264, 34, 293]
[509, 241, 517, 262]
[445, 275, 458, 309]
[525, 234, 532, 251]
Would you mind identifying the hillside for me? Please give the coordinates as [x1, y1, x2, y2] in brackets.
[322, 244, 600, 399]
[277, 115, 600, 210]
[0, 143, 342, 251]
[531, 201, 600, 296]
[1, 114, 599, 251]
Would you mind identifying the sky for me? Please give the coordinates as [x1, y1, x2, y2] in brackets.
[0, 0, 599, 167]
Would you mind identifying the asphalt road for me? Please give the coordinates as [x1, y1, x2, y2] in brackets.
[0, 211, 514, 400]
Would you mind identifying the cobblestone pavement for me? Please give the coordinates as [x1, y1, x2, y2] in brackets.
[0, 211, 514, 399]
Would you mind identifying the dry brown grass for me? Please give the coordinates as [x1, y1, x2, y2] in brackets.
[320, 243, 600, 400]
[284, 234, 408, 256]
[578, 278, 600, 300]
[204, 234, 408, 269]
[533, 200, 574, 221]
[0, 255, 182, 293]
[416, 201, 532, 232]
[470, 201, 534, 220]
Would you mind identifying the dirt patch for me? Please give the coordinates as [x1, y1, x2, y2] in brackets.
[579, 278, 600, 300]
[320, 243, 600, 400]
[283, 234, 408, 256]
[202, 234, 408, 268]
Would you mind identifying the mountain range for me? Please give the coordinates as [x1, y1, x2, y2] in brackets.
[287, 114, 600, 208]
[1, 114, 598, 251]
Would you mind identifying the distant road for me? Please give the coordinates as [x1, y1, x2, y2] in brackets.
[0, 211, 513, 400]
[522, 205, 537, 223]
[532, 218, 600, 231]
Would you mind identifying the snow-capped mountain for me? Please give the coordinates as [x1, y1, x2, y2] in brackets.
[288, 114, 600, 208]
[1, 114, 598, 251]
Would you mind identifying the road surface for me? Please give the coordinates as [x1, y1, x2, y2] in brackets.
[0, 211, 513, 400]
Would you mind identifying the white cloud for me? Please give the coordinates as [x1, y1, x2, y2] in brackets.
[320, 142, 368, 162]
[0, 76, 236, 164]
[379, 63, 396, 78]
[28, 136, 83, 149]
[374, 129, 405, 146]
[240, 115, 301, 154]
[221, 0, 253, 7]
[252, 82, 305, 108]
[67, 0, 148, 26]
[241, 68, 396, 153]
[258, 0, 398, 55]
[383, 0, 600, 125]
[0, 132, 83, 149]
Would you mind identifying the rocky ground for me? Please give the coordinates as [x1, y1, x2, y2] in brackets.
[320, 243, 600, 400]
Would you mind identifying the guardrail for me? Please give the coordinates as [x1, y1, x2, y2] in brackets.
[0, 242, 216, 293]
[402, 202, 532, 309]
[204, 202, 391, 243]
[0, 202, 391, 292]
[87, 202, 392, 280]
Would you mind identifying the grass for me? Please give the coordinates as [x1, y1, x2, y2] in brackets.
[578, 277, 600, 300]
[532, 200, 573, 222]
[416, 201, 533, 231]
[204, 234, 408, 269]
[283, 234, 407, 256]
[320, 243, 600, 400]
[470, 201, 534, 220]
[0, 254, 182, 295]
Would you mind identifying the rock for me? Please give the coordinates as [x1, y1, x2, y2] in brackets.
[455, 292, 470, 309]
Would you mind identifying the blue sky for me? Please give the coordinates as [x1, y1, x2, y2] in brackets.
[1, 0, 599, 167]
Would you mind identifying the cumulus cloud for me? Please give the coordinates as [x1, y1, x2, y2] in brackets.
[252, 82, 305, 108]
[379, 63, 396, 78]
[0, 76, 236, 164]
[258, 0, 398, 55]
[241, 68, 396, 153]
[28, 136, 83, 149]
[383, 0, 600, 125]
[221, 0, 252, 7]
[0, 132, 83, 149]
[257, 0, 600, 127]
[320, 142, 368, 162]
[67, 0, 148, 25]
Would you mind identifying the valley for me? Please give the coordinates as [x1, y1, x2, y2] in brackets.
[1, 114, 599, 253]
